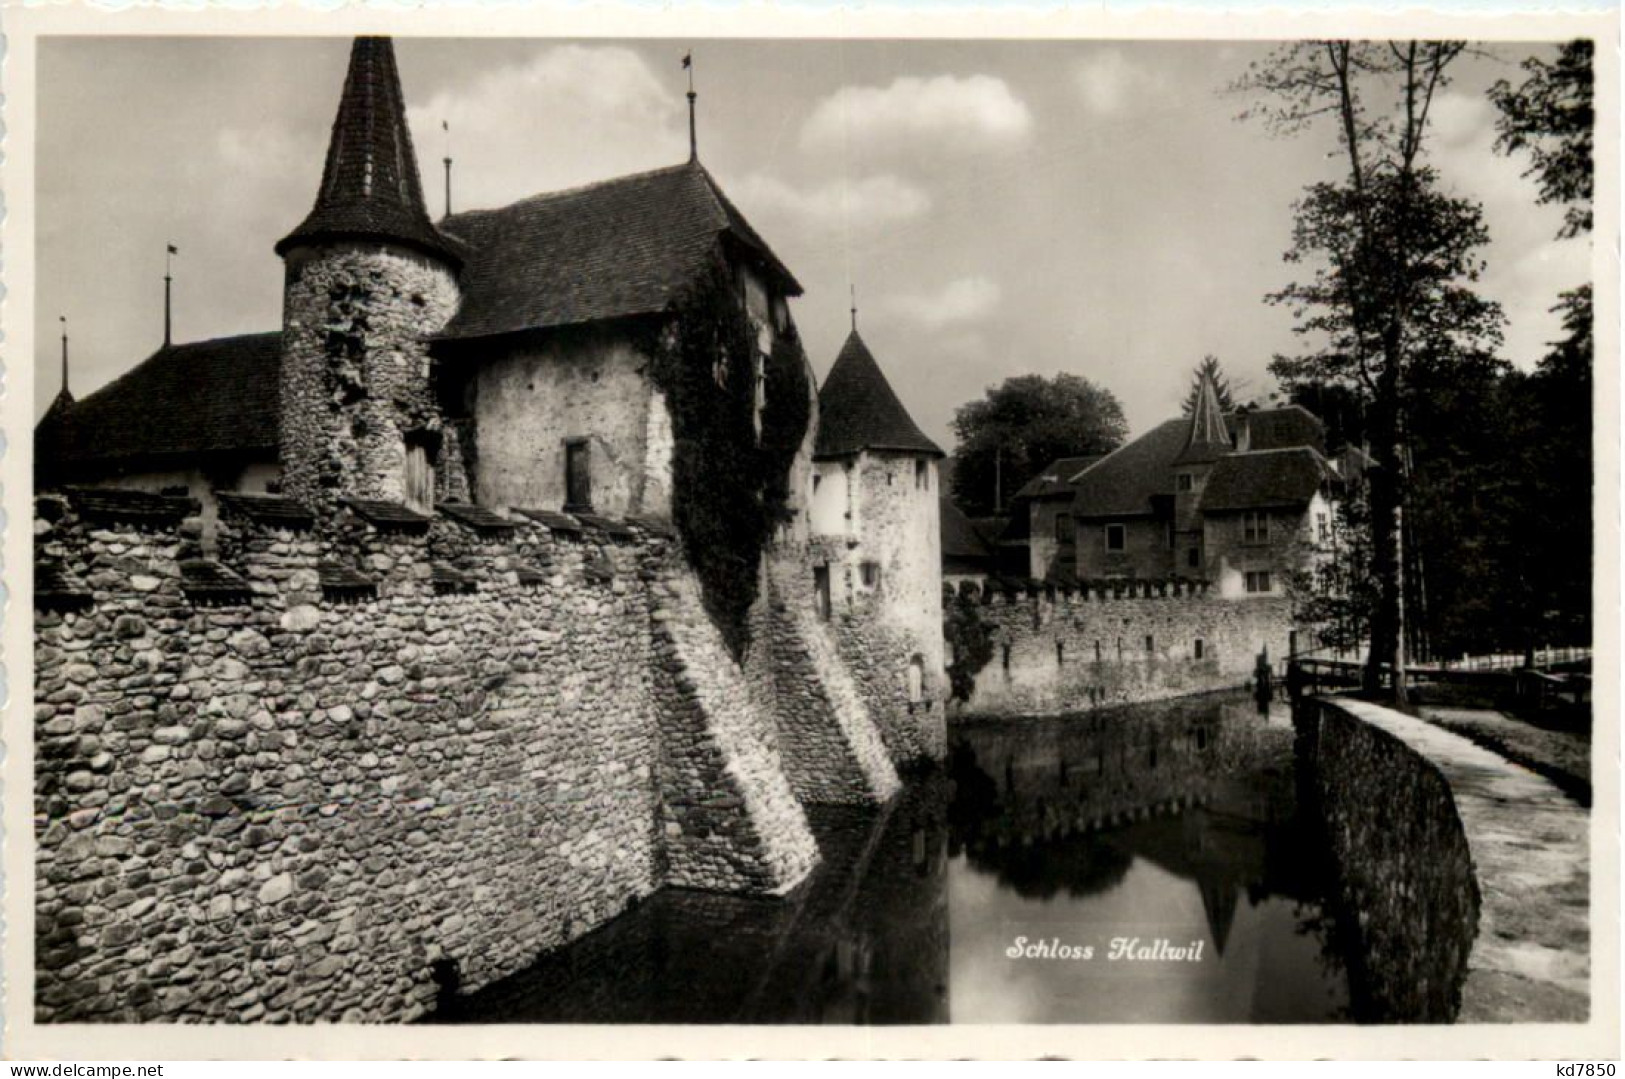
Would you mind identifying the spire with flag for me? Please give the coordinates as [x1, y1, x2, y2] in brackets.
[683, 51, 697, 161]
[441, 119, 453, 219]
[164, 244, 178, 347]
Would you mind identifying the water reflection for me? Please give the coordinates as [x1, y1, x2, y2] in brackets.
[435, 693, 1354, 1024]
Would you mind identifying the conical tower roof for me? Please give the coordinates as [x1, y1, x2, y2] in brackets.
[275, 37, 460, 267]
[815, 330, 943, 460]
[1174, 369, 1232, 465]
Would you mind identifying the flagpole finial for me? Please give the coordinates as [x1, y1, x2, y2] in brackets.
[850, 284, 857, 332]
[441, 119, 453, 219]
[163, 243, 177, 347]
[59, 315, 69, 396]
[683, 51, 697, 161]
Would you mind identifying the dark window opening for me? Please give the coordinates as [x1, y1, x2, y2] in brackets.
[1194, 639, 1205, 660]
[813, 565, 832, 622]
[1177, 473, 1193, 492]
[1094, 640, 1102, 663]
[1002, 644, 1012, 672]
[564, 439, 592, 513]
[1187, 547, 1201, 568]
[1056, 641, 1065, 666]
[1105, 523, 1126, 551]
[915, 459, 929, 490]
[1145, 635, 1154, 655]
[861, 561, 881, 588]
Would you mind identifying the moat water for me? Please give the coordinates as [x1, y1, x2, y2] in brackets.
[435, 692, 1359, 1024]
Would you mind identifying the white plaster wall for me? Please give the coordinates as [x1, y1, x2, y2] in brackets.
[473, 333, 661, 519]
[809, 460, 851, 538]
[852, 452, 945, 679]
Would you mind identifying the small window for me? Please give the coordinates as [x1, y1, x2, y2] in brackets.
[1056, 513, 1074, 543]
[1116, 638, 1123, 660]
[812, 473, 822, 494]
[1316, 511, 1330, 543]
[813, 564, 832, 622]
[1056, 641, 1065, 666]
[915, 460, 929, 490]
[1245, 570, 1273, 594]
[1105, 523, 1126, 551]
[861, 561, 881, 588]
[1002, 644, 1012, 672]
[1187, 547, 1201, 568]
[1094, 640, 1102, 663]
[1145, 635, 1155, 655]
[1243, 511, 1270, 544]
[1177, 473, 1193, 492]
[564, 439, 592, 513]
[1194, 639, 1205, 660]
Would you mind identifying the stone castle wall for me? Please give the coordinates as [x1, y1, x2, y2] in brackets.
[953, 579, 1298, 717]
[278, 243, 463, 511]
[31, 488, 899, 1023]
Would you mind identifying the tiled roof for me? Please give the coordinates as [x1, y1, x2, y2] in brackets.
[179, 559, 255, 605]
[1200, 447, 1333, 512]
[431, 562, 478, 594]
[217, 493, 315, 530]
[342, 498, 432, 532]
[35, 561, 93, 611]
[276, 38, 461, 266]
[437, 161, 799, 341]
[513, 508, 583, 534]
[1069, 418, 1188, 520]
[1232, 406, 1325, 453]
[37, 333, 282, 471]
[437, 502, 520, 534]
[940, 498, 994, 562]
[65, 486, 200, 527]
[1013, 455, 1106, 501]
[814, 330, 943, 459]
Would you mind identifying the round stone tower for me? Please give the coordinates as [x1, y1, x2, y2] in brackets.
[274, 36, 463, 514]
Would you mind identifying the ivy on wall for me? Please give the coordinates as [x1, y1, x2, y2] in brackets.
[644, 253, 812, 660]
[943, 582, 997, 702]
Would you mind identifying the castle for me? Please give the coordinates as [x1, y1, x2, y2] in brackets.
[32, 36, 945, 1022]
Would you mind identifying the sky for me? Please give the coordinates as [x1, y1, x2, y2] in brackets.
[34, 37, 1589, 450]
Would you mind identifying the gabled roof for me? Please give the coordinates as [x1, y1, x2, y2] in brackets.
[814, 330, 943, 459]
[1013, 454, 1106, 501]
[941, 498, 994, 563]
[1232, 405, 1324, 453]
[437, 161, 799, 341]
[1069, 418, 1188, 519]
[37, 333, 282, 470]
[1200, 447, 1333, 513]
[276, 37, 460, 267]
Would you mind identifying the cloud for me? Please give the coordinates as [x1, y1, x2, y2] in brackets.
[405, 45, 683, 210]
[799, 74, 1033, 157]
[731, 173, 931, 233]
[884, 276, 1002, 329]
[1073, 49, 1174, 116]
[1428, 90, 1498, 152]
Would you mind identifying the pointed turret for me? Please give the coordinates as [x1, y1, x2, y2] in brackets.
[1174, 369, 1232, 465]
[815, 330, 943, 460]
[275, 37, 460, 267]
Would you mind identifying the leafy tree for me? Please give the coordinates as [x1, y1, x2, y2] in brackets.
[1182, 355, 1237, 416]
[1236, 41, 1505, 702]
[1489, 40, 1594, 239]
[949, 373, 1127, 517]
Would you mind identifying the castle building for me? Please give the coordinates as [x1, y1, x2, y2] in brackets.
[1031, 373, 1340, 597]
[809, 327, 947, 758]
[37, 38, 804, 538]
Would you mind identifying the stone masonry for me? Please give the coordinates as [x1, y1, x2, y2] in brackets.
[31, 488, 892, 1022]
[955, 578, 1298, 717]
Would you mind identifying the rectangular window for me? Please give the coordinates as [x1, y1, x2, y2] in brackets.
[1145, 635, 1155, 655]
[1056, 513, 1074, 543]
[861, 561, 881, 588]
[564, 439, 592, 513]
[915, 459, 929, 490]
[1056, 641, 1065, 666]
[1187, 547, 1201, 568]
[813, 565, 832, 622]
[1105, 523, 1126, 552]
[1243, 511, 1270, 545]
[1194, 639, 1205, 660]
[1177, 473, 1193, 492]
[1245, 570, 1273, 594]
[1316, 511, 1330, 543]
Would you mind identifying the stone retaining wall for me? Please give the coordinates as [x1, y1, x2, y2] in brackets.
[954, 579, 1297, 717]
[1302, 696, 1589, 1022]
[31, 488, 888, 1022]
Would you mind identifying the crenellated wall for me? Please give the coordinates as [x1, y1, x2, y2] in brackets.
[31, 486, 895, 1023]
[950, 578, 1298, 717]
